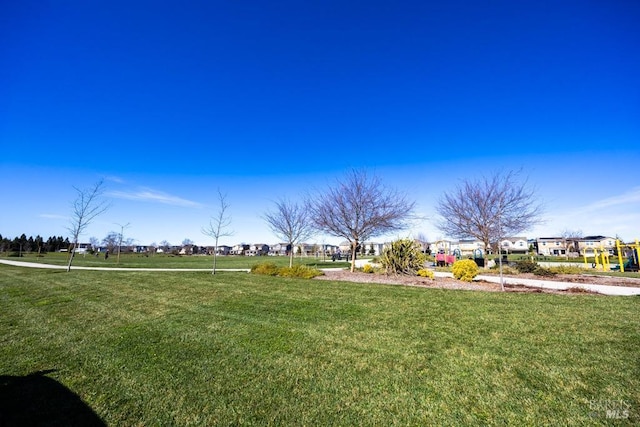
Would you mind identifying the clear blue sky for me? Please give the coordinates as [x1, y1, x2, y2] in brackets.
[2, 0, 639, 246]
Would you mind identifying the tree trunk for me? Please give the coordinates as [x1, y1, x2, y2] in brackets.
[350, 241, 358, 272]
[66, 243, 76, 272]
[483, 239, 491, 270]
[212, 238, 219, 275]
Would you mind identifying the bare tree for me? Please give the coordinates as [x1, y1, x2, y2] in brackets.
[263, 198, 315, 267]
[89, 236, 100, 253]
[115, 222, 130, 265]
[560, 228, 583, 255]
[435, 170, 544, 270]
[182, 238, 195, 255]
[202, 189, 234, 274]
[159, 240, 171, 253]
[66, 180, 110, 272]
[102, 232, 120, 253]
[308, 169, 416, 272]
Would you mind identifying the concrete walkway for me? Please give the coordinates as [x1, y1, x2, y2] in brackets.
[0, 259, 250, 272]
[2, 259, 639, 296]
[433, 271, 640, 296]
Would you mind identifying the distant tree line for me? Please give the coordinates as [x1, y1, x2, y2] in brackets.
[0, 234, 70, 255]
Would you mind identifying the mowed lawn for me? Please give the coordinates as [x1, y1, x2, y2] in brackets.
[2, 252, 350, 270]
[1, 266, 638, 426]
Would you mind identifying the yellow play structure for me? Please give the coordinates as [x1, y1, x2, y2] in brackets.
[615, 239, 640, 273]
[583, 247, 610, 270]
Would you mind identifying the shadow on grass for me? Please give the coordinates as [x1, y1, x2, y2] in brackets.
[0, 370, 105, 426]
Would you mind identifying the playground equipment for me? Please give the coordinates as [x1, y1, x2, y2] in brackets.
[615, 239, 640, 272]
[473, 248, 485, 267]
[583, 247, 611, 271]
[435, 252, 457, 267]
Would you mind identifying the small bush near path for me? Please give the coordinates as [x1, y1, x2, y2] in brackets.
[361, 264, 375, 273]
[251, 262, 323, 279]
[417, 268, 434, 279]
[515, 259, 539, 274]
[277, 265, 324, 279]
[452, 259, 479, 282]
[250, 262, 280, 276]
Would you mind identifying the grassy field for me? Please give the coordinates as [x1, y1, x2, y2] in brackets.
[0, 251, 350, 270]
[1, 265, 638, 425]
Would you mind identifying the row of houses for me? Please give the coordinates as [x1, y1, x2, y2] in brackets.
[77, 235, 622, 258]
[432, 235, 619, 257]
[79, 241, 386, 257]
[198, 242, 387, 257]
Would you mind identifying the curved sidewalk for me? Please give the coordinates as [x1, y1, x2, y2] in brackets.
[0, 259, 250, 272]
[2, 259, 639, 296]
[434, 272, 640, 296]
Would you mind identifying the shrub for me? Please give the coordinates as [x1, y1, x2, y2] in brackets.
[514, 259, 539, 274]
[362, 264, 375, 274]
[250, 262, 280, 276]
[379, 239, 426, 275]
[452, 259, 479, 282]
[252, 263, 323, 279]
[278, 265, 324, 279]
[533, 267, 557, 277]
[417, 268, 434, 279]
[548, 265, 583, 275]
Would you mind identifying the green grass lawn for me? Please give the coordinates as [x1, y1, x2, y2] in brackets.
[1, 265, 638, 425]
[1, 251, 350, 269]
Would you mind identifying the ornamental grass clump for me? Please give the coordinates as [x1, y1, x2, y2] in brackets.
[379, 238, 426, 275]
[452, 259, 479, 282]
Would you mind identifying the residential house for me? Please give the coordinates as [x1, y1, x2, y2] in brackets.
[338, 241, 353, 253]
[231, 244, 249, 256]
[318, 244, 339, 257]
[296, 243, 318, 257]
[535, 237, 569, 256]
[268, 243, 290, 256]
[204, 245, 231, 256]
[247, 243, 270, 256]
[361, 242, 385, 256]
[499, 237, 528, 254]
[573, 236, 616, 255]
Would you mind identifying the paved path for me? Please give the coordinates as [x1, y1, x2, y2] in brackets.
[2, 259, 639, 296]
[0, 259, 250, 272]
[433, 271, 640, 296]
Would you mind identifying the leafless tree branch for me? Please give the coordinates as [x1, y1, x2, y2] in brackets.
[202, 189, 234, 274]
[263, 198, 314, 267]
[66, 179, 110, 271]
[308, 169, 416, 272]
[435, 170, 544, 268]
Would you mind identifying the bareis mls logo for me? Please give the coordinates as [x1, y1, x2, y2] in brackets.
[589, 399, 631, 419]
